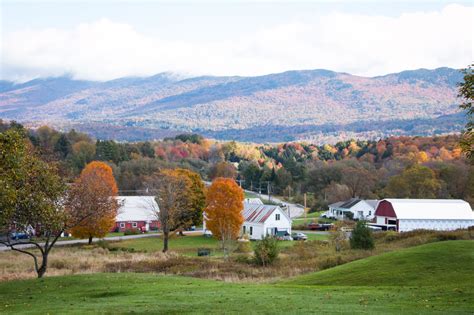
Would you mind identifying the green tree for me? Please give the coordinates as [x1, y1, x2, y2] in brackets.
[253, 235, 279, 266]
[350, 221, 374, 250]
[385, 165, 441, 198]
[458, 64, 474, 164]
[0, 129, 66, 278]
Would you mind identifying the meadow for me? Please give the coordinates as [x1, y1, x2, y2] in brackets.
[0, 241, 472, 314]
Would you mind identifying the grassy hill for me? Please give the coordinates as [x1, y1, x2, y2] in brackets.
[284, 240, 474, 287]
[0, 241, 472, 314]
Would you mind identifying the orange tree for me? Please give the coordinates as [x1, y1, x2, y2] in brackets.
[66, 161, 119, 244]
[205, 177, 244, 257]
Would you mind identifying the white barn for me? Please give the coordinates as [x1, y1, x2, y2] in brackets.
[242, 204, 292, 240]
[374, 199, 474, 232]
[328, 199, 378, 220]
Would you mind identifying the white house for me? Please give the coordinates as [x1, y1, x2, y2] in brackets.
[114, 196, 159, 232]
[374, 199, 474, 232]
[242, 204, 292, 240]
[328, 198, 378, 220]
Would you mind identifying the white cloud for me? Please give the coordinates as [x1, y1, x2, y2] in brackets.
[2, 4, 473, 82]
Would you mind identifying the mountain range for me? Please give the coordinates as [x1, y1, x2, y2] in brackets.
[0, 67, 466, 143]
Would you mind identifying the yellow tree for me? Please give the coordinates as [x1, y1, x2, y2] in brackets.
[174, 168, 206, 227]
[205, 178, 244, 257]
[67, 161, 119, 244]
[145, 169, 192, 252]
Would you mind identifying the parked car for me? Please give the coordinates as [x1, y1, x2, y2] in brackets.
[291, 232, 308, 241]
[10, 232, 29, 240]
[308, 223, 333, 231]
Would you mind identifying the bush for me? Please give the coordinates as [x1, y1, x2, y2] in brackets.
[124, 228, 141, 235]
[350, 221, 375, 250]
[235, 241, 252, 253]
[253, 236, 279, 266]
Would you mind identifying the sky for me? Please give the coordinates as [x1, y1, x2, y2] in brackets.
[1, 0, 473, 82]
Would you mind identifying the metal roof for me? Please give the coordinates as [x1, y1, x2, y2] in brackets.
[243, 204, 289, 224]
[382, 199, 474, 220]
[115, 196, 158, 222]
[339, 198, 361, 209]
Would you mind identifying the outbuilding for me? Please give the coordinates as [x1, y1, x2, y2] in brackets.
[114, 196, 160, 232]
[374, 199, 474, 232]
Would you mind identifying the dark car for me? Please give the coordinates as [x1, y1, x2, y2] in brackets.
[10, 232, 29, 240]
[307, 223, 333, 231]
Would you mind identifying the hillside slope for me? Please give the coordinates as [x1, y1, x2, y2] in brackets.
[0, 241, 472, 314]
[285, 240, 474, 287]
[0, 67, 465, 142]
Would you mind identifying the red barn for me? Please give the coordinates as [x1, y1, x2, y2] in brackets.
[114, 196, 160, 232]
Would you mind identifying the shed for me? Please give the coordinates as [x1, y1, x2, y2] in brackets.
[374, 199, 474, 232]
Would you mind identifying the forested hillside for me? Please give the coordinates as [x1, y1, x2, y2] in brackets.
[2, 120, 472, 211]
[0, 68, 465, 142]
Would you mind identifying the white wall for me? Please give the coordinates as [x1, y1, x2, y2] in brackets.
[351, 201, 375, 220]
[243, 208, 292, 240]
[398, 219, 474, 232]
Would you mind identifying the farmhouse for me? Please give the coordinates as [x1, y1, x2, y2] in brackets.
[114, 196, 160, 232]
[374, 199, 474, 232]
[242, 204, 292, 240]
[328, 198, 378, 220]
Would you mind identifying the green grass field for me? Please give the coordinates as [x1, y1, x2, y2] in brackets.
[109, 233, 328, 255]
[0, 241, 472, 314]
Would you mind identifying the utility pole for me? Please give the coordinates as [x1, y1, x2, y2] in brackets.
[304, 193, 307, 220]
[237, 179, 245, 188]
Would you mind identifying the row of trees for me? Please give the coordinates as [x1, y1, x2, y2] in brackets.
[0, 127, 247, 276]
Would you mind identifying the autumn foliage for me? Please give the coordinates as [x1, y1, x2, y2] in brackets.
[205, 178, 244, 245]
[67, 161, 119, 244]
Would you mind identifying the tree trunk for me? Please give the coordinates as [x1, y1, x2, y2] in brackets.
[37, 253, 48, 278]
[162, 230, 169, 253]
[88, 235, 93, 245]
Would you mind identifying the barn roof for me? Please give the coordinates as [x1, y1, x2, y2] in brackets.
[116, 196, 158, 222]
[243, 204, 289, 224]
[381, 199, 474, 220]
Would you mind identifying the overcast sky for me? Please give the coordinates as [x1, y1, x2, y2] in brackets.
[1, 1, 473, 82]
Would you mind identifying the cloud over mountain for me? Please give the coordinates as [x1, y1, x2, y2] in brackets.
[2, 4, 472, 82]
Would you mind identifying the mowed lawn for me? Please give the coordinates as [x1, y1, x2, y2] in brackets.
[109, 233, 328, 255]
[0, 241, 472, 314]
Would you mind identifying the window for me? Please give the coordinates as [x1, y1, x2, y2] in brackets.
[132, 222, 138, 228]
[243, 226, 246, 234]
[250, 226, 253, 235]
[369, 211, 372, 216]
[119, 222, 125, 228]
[275, 213, 280, 221]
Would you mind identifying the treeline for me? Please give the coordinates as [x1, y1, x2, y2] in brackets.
[1, 120, 472, 209]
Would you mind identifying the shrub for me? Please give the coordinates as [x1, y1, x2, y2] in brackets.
[124, 228, 141, 235]
[253, 236, 279, 266]
[436, 231, 460, 241]
[235, 241, 253, 253]
[97, 240, 111, 249]
[350, 221, 375, 250]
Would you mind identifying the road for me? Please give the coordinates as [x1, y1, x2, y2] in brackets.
[0, 231, 200, 252]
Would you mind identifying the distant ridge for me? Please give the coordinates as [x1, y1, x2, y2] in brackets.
[0, 67, 465, 142]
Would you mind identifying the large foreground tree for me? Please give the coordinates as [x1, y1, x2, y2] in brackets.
[66, 161, 119, 244]
[0, 129, 66, 278]
[204, 178, 244, 258]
